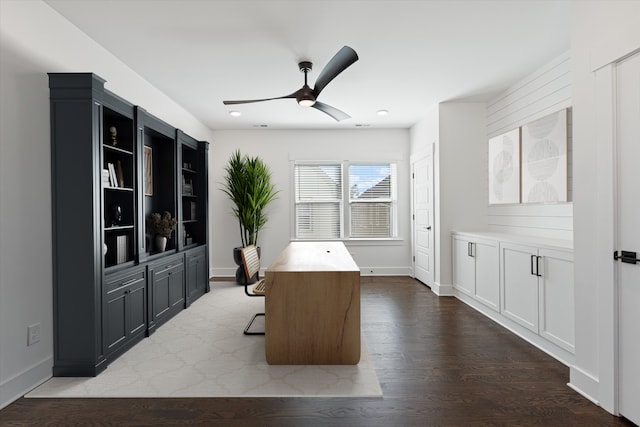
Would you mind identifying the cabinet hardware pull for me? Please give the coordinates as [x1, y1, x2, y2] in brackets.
[531, 255, 536, 276]
[614, 250, 639, 265]
[468, 242, 474, 257]
[536, 256, 542, 277]
[119, 277, 139, 287]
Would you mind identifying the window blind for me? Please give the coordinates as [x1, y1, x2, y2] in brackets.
[294, 164, 343, 239]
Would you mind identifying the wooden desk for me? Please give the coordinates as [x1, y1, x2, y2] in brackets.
[264, 241, 361, 365]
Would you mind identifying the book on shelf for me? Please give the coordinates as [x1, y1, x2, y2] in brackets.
[182, 176, 193, 195]
[116, 235, 128, 264]
[115, 160, 125, 188]
[184, 201, 197, 220]
[102, 169, 111, 187]
[107, 163, 118, 187]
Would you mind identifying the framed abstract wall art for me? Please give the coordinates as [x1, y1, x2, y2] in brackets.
[521, 109, 568, 203]
[488, 128, 520, 204]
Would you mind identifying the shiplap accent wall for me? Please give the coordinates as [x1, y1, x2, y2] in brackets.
[486, 51, 573, 241]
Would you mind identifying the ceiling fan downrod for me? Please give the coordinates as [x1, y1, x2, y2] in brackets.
[297, 61, 315, 107]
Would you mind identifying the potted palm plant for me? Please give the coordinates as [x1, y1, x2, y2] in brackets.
[221, 150, 278, 283]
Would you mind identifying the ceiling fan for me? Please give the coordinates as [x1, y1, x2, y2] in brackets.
[223, 46, 359, 122]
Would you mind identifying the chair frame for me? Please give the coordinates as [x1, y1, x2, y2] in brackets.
[240, 245, 265, 335]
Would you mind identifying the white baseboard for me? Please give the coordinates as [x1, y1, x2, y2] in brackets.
[0, 355, 52, 410]
[568, 365, 601, 407]
[359, 266, 412, 276]
[431, 282, 454, 296]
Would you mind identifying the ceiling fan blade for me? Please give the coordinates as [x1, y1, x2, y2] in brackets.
[311, 101, 351, 122]
[313, 46, 358, 97]
[223, 91, 298, 105]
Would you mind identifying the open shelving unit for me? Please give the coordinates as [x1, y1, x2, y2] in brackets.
[102, 105, 136, 268]
[49, 73, 209, 376]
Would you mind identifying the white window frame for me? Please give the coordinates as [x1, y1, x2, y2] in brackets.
[292, 160, 398, 241]
[347, 162, 397, 239]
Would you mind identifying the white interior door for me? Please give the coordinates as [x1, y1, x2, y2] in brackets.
[412, 150, 434, 286]
[615, 51, 640, 426]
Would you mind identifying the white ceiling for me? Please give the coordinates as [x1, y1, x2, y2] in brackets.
[44, 0, 571, 130]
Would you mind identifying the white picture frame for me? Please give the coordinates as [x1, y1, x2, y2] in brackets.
[521, 109, 568, 203]
[488, 128, 521, 204]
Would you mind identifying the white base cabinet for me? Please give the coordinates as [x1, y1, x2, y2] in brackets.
[452, 232, 574, 363]
[500, 242, 575, 353]
[452, 234, 499, 312]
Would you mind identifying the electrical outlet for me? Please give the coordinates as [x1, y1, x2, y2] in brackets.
[27, 323, 41, 346]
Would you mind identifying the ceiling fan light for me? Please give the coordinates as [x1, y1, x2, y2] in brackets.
[296, 85, 316, 107]
[298, 98, 316, 107]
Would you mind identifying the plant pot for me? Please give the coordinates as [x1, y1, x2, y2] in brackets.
[155, 235, 167, 252]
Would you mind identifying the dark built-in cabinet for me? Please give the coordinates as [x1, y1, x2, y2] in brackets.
[49, 73, 209, 376]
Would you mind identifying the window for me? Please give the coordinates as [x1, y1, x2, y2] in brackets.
[294, 164, 343, 239]
[294, 162, 397, 239]
[349, 164, 396, 238]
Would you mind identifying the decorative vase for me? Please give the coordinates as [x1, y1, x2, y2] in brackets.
[155, 235, 167, 252]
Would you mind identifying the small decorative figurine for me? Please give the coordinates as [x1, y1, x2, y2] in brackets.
[109, 204, 122, 226]
[109, 126, 118, 146]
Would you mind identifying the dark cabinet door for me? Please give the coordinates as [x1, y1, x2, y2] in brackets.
[186, 246, 207, 306]
[105, 287, 127, 354]
[104, 267, 147, 357]
[148, 254, 185, 333]
[128, 279, 147, 337]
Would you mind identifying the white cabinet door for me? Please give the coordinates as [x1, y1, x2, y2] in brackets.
[501, 242, 539, 333]
[616, 52, 640, 425]
[452, 235, 475, 296]
[474, 239, 499, 311]
[452, 234, 500, 312]
[538, 248, 574, 352]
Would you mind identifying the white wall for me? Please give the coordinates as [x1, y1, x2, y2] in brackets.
[437, 103, 488, 288]
[409, 103, 487, 293]
[486, 51, 573, 240]
[209, 129, 412, 277]
[0, 1, 213, 409]
[570, 0, 640, 413]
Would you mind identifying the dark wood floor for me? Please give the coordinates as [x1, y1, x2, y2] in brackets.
[1, 277, 633, 426]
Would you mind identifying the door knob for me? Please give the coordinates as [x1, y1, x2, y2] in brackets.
[424, 226, 432, 230]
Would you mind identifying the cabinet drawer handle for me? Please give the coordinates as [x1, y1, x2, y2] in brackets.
[536, 256, 542, 277]
[530, 255, 543, 277]
[119, 277, 140, 287]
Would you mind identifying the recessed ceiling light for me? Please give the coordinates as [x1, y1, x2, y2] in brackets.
[229, 110, 241, 117]
[376, 109, 389, 116]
